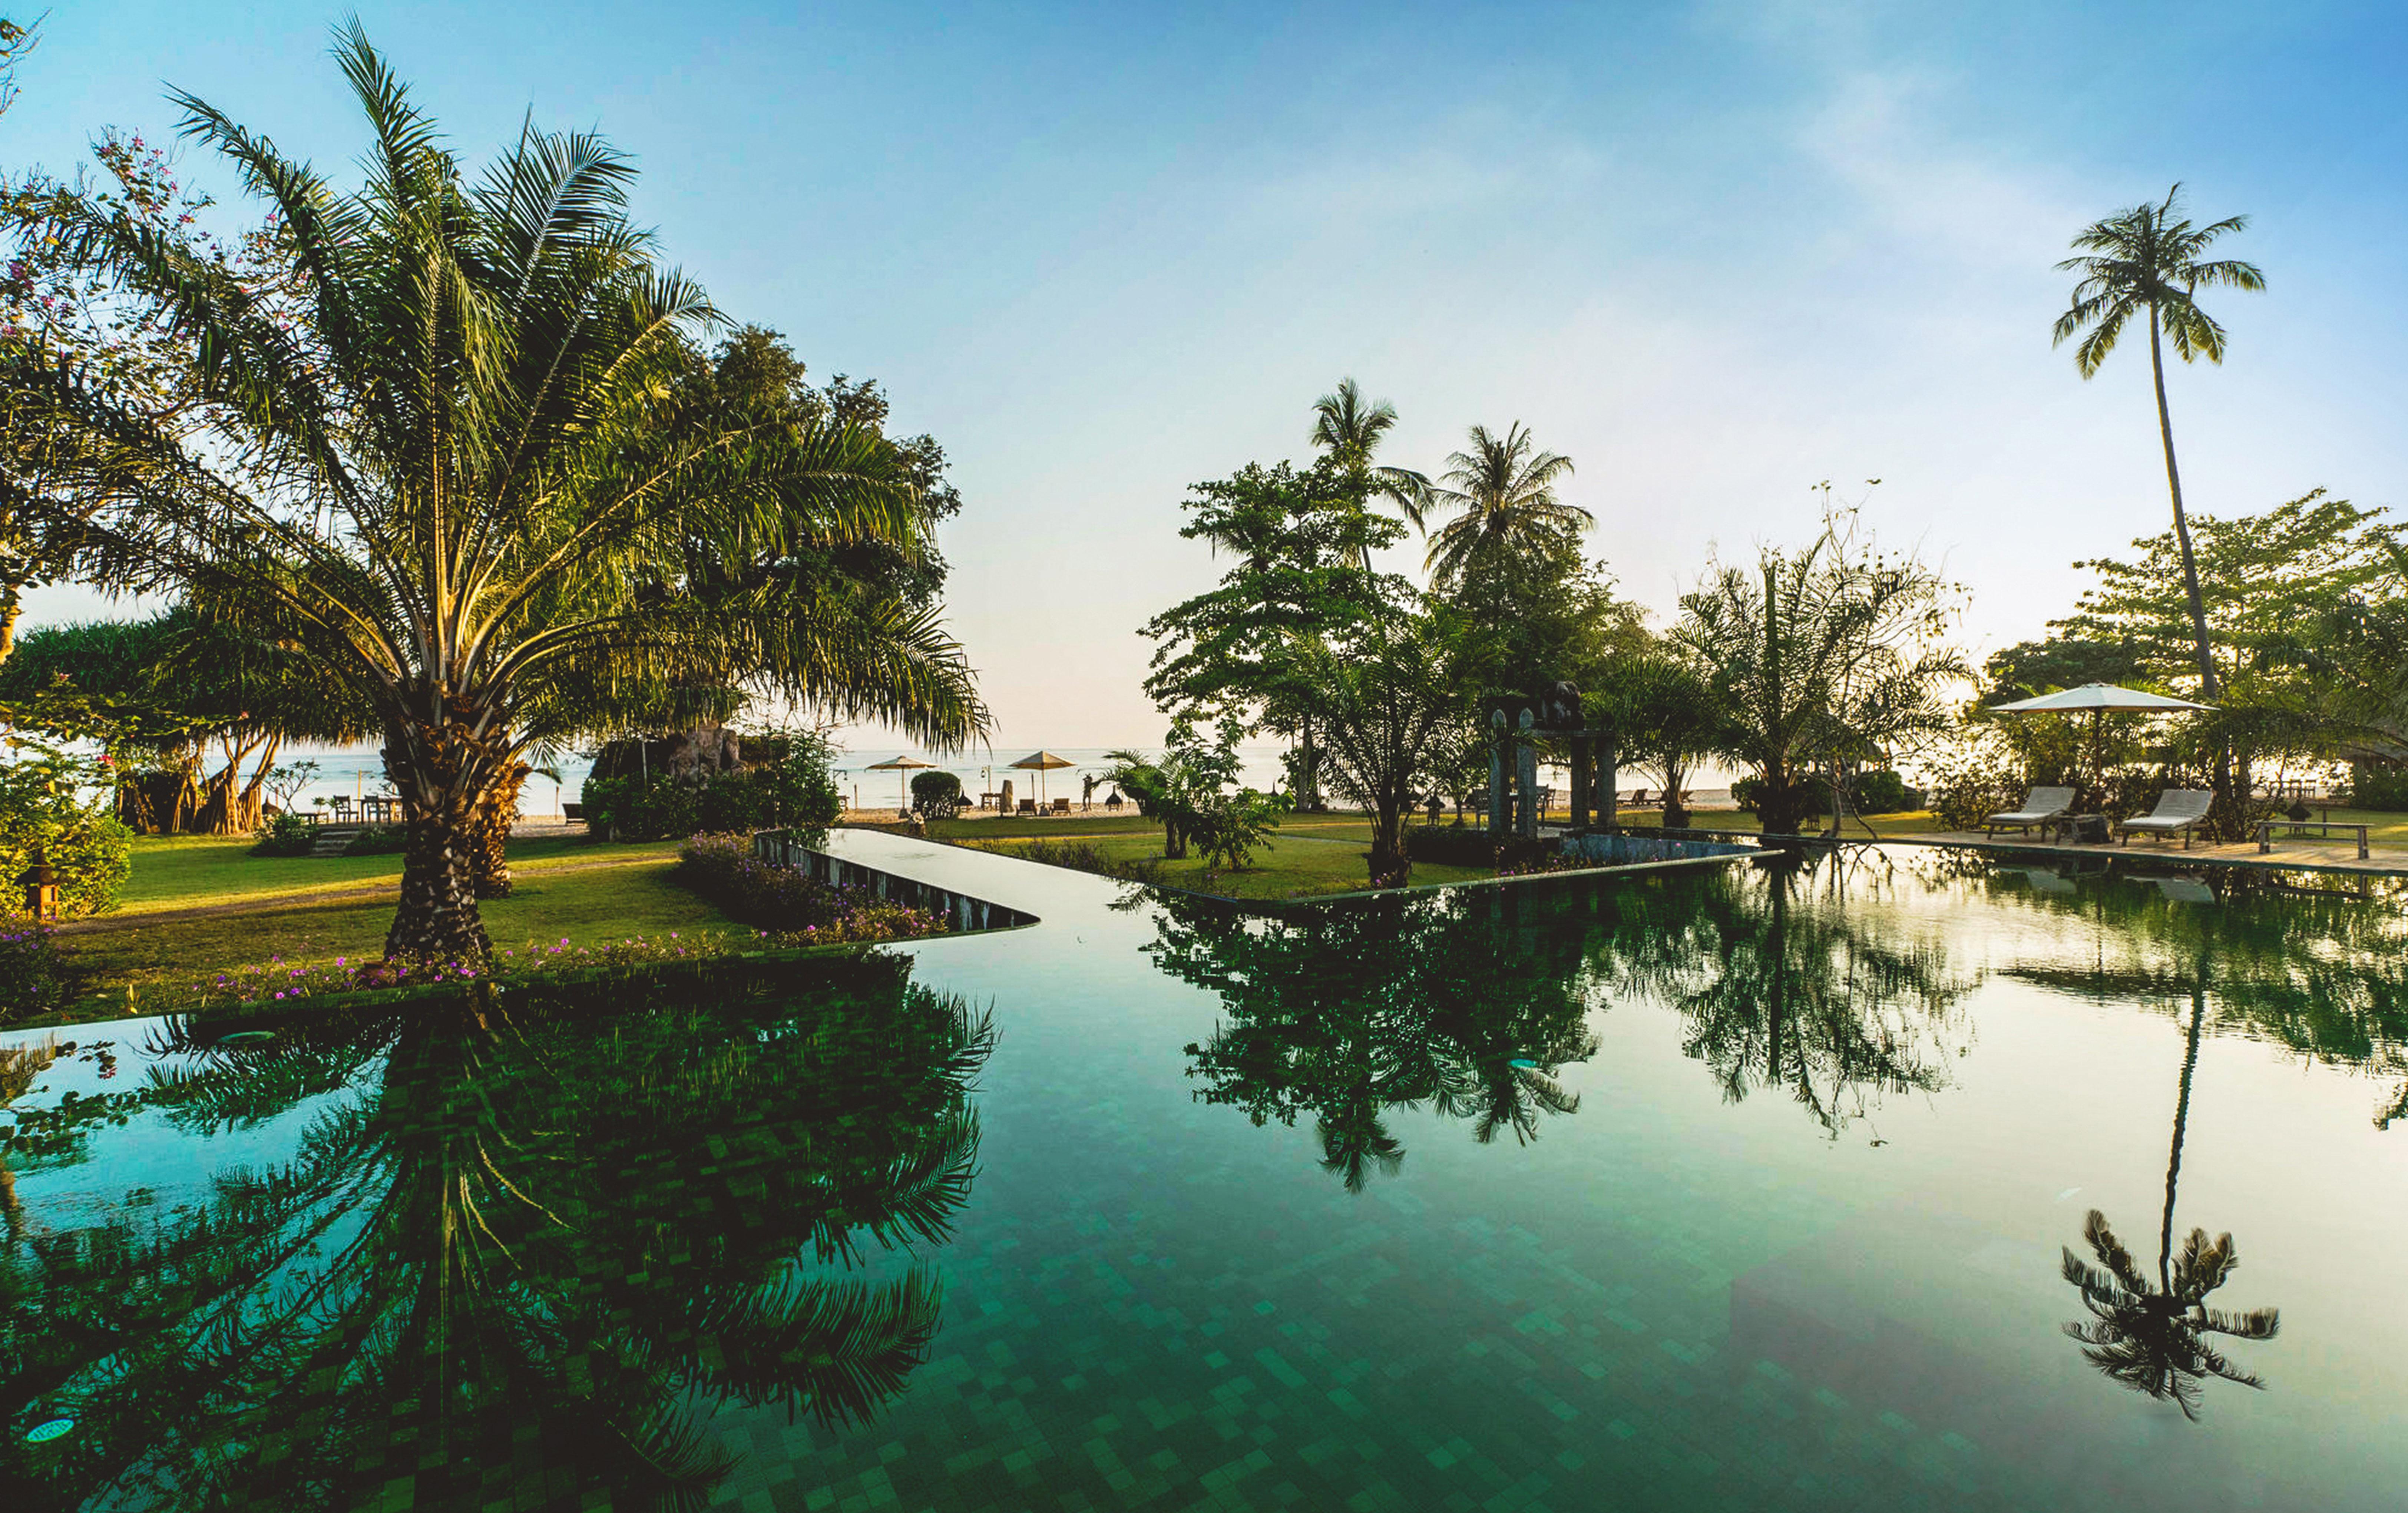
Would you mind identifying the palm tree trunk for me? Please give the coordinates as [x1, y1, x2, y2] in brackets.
[2147, 311, 2221, 701]
[470, 762, 530, 899]
[383, 718, 499, 964]
[2149, 309, 2238, 831]
[2160, 974, 2206, 1294]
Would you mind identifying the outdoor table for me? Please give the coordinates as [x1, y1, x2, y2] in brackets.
[2045, 814, 2108, 845]
[2257, 817, 2370, 860]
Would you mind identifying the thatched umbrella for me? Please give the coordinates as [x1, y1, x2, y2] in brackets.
[864, 754, 936, 813]
[1009, 750, 1074, 808]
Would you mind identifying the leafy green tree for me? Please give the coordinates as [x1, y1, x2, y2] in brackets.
[1421, 422, 1588, 590]
[3, 28, 983, 961]
[1102, 716, 1285, 866]
[2054, 186, 2264, 819]
[0, 610, 371, 834]
[1276, 608, 1468, 886]
[1309, 377, 1430, 571]
[0, 739, 131, 919]
[1142, 459, 1401, 810]
[2052, 490, 2401, 825]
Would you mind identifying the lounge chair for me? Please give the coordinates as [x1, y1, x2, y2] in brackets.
[1051, 797, 1071, 815]
[1983, 786, 2075, 840]
[2117, 789, 2213, 850]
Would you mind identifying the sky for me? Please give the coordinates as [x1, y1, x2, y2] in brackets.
[7, 0, 2405, 751]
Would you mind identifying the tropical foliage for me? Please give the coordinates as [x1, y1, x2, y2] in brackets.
[0, 28, 982, 962]
[1674, 504, 1966, 836]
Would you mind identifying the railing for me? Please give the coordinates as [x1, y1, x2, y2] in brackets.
[751, 829, 1036, 933]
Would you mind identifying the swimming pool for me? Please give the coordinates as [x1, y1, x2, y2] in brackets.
[3, 831, 2402, 1510]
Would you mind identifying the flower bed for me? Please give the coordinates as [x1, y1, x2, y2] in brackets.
[674, 832, 951, 941]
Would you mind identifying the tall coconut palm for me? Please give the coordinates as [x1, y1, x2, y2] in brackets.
[1309, 377, 1430, 570]
[3, 25, 983, 962]
[1422, 422, 1588, 589]
[2053, 186, 2262, 822]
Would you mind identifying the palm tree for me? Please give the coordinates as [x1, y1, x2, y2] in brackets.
[1422, 423, 1588, 588]
[1309, 377, 1431, 571]
[2059, 974, 2280, 1418]
[2054, 186, 2263, 822]
[5, 26, 983, 961]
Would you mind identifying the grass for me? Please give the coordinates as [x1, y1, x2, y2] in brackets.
[113, 832, 688, 916]
[63, 837, 735, 1015]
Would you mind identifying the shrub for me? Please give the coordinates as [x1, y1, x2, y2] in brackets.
[582, 738, 841, 843]
[911, 770, 965, 818]
[250, 811, 319, 857]
[1729, 774, 1826, 829]
[1849, 768, 1921, 815]
[0, 920, 71, 1022]
[343, 824, 408, 856]
[674, 832, 949, 941]
[1403, 825, 1498, 868]
[997, 838, 1167, 888]
[0, 742, 133, 918]
[2347, 761, 2408, 812]
[1925, 758, 2023, 832]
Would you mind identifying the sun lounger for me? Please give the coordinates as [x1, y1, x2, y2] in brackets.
[2116, 789, 2213, 849]
[1983, 787, 2075, 840]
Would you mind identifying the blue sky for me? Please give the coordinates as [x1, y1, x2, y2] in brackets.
[9, 1, 2404, 747]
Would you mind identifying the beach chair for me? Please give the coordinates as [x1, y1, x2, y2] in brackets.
[1983, 786, 2075, 840]
[1018, 798, 1038, 816]
[1051, 797, 1071, 815]
[2116, 789, 2213, 850]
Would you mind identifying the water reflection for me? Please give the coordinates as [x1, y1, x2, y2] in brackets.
[2061, 971, 2281, 1419]
[1150, 889, 1601, 1190]
[0, 954, 993, 1510]
[1593, 852, 1975, 1139]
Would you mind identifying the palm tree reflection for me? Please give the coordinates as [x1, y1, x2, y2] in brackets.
[2060, 973, 2279, 1419]
[1597, 852, 1973, 1138]
[0, 952, 993, 1509]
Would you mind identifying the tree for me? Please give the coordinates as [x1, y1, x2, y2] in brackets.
[1421, 422, 1588, 590]
[1596, 646, 1729, 828]
[1277, 607, 1466, 886]
[1675, 507, 1965, 836]
[1308, 377, 1430, 572]
[2054, 185, 2264, 817]
[1142, 459, 1401, 810]
[1102, 715, 1284, 866]
[4, 27, 983, 962]
[2053, 490, 2401, 824]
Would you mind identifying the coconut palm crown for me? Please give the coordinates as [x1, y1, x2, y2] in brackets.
[0, 24, 984, 962]
[2052, 184, 2263, 706]
[1309, 377, 1432, 554]
[1421, 422, 1588, 588]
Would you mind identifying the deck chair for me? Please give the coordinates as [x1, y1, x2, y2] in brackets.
[1983, 786, 2075, 840]
[2117, 789, 2213, 850]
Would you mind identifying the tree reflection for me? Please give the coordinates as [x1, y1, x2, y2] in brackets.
[1152, 888, 1602, 1190]
[2060, 973, 2280, 1419]
[1595, 852, 1974, 1138]
[2000, 867, 2408, 1131]
[0, 953, 993, 1510]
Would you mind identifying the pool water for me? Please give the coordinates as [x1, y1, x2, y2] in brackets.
[3, 834, 2403, 1510]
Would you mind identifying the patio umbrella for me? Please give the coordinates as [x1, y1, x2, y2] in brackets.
[1988, 683, 2215, 805]
[864, 754, 935, 813]
[1010, 751, 1075, 807]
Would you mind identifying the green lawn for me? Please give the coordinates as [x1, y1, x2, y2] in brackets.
[112, 832, 687, 915]
[64, 838, 734, 1015]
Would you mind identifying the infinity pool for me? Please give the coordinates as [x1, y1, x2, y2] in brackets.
[3, 832, 2403, 1510]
